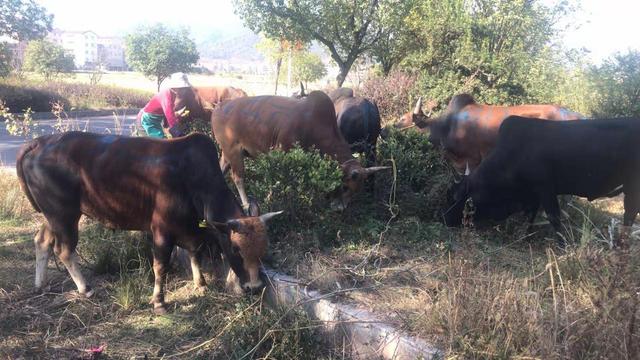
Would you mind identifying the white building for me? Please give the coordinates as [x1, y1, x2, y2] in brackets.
[97, 36, 127, 71]
[48, 29, 127, 70]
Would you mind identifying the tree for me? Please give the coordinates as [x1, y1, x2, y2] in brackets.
[292, 52, 327, 88]
[256, 36, 304, 94]
[0, 0, 53, 41]
[589, 50, 640, 117]
[234, 0, 389, 86]
[22, 40, 74, 79]
[125, 24, 199, 90]
[367, 0, 416, 75]
[399, 0, 575, 106]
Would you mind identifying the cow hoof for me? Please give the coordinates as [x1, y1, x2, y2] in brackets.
[35, 284, 51, 294]
[82, 287, 95, 298]
[194, 285, 207, 295]
[153, 303, 168, 315]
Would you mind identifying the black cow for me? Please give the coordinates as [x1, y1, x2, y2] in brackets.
[329, 88, 382, 166]
[17, 132, 281, 314]
[443, 116, 640, 247]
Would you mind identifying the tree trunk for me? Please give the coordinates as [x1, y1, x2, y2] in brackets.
[382, 61, 393, 76]
[336, 61, 354, 87]
[274, 58, 282, 95]
[157, 76, 162, 92]
[287, 47, 292, 95]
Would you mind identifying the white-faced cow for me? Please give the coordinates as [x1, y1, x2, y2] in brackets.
[443, 116, 640, 248]
[17, 132, 281, 314]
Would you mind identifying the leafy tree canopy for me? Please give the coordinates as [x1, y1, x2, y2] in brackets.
[22, 40, 74, 79]
[0, 0, 53, 41]
[125, 24, 199, 90]
[589, 50, 640, 118]
[235, 0, 401, 86]
[401, 0, 575, 106]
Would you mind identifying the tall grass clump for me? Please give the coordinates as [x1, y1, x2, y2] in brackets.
[425, 231, 639, 359]
[377, 127, 454, 221]
[77, 219, 151, 275]
[0, 171, 33, 221]
[0, 76, 151, 111]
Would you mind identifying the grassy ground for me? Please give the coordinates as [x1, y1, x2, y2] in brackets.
[0, 170, 338, 359]
[263, 185, 640, 358]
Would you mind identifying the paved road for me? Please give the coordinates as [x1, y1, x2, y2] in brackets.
[0, 112, 140, 169]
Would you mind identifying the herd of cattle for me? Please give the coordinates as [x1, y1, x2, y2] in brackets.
[15, 83, 639, 313]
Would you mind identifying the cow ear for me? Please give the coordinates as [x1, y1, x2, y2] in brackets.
[248, 197, 261, 217]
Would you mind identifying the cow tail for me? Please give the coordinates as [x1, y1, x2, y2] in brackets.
[16, 139, 42, 213]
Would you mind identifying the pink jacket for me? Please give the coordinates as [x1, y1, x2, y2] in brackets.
[142, 89, 179, 127]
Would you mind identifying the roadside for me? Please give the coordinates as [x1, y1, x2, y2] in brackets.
[0, 112, 140, 169]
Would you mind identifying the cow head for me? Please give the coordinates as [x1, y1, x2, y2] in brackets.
[395, 97, 437, 130]
[213, 211, 283, 293]
[442, 174, 525, 227]
[332, 160, 389, 210]
[173, 87, 207, 121]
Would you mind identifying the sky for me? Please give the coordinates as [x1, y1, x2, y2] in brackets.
[37, 0, 640, 63]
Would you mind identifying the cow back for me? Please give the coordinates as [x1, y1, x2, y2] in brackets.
[18, 132, 240, 231]
[212, 91, 353, 163]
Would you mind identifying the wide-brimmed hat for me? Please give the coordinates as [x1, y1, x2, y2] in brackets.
[160, 72, 192, 90]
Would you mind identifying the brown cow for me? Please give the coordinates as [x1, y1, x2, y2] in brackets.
[397, 94, 583, 173]
[16, 132, 281, 314]
[211, 91, 388, 210]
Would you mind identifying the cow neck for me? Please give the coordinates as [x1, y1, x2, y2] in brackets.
[204, 188, 246, 224]
[317, 136, 354, 164]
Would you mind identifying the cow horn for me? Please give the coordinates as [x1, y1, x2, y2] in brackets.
[464, 162, 471, 176]
[413, 97, 423, 115]
[259, 210, 284, 223]
[362, 166, 391, 176]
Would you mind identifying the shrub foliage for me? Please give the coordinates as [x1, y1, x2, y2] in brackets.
[244, 146, 343, 233]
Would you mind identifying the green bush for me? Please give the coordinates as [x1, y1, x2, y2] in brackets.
[377, 127, 454, 221]
[244, 146, 343, 235]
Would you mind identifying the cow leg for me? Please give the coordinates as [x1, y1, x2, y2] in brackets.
[620, 190, 640, 248]
[150, 230, 174, 315]
[189, 249, 207, 291]
[227, 152, 250, 211]
[34, 223, 54, 290]
[49, 216, 92, 296]
[219, 152, 230, 174]
[222, 256, 243, 294]
[539, 194, 565, 248]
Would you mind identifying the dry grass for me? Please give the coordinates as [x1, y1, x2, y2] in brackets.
[268, 187, 640, 359]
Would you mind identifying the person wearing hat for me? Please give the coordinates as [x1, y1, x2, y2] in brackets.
[138, 72, 193, 138]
